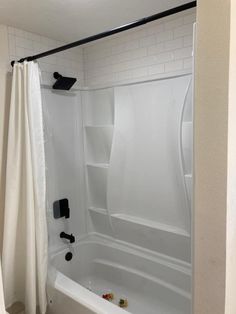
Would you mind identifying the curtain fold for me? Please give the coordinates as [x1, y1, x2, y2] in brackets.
[0, 258, 7, 313]
[2, 62, 47, 314]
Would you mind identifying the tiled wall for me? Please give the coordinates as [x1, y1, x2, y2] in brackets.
[4, 8, 196, 88]
[83, 8, 196, 86]
[7, 26, 84, 87]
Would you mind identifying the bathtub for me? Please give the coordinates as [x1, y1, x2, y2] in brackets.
[47, 233, 191, 314]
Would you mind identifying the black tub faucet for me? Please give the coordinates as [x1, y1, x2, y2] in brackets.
[60, 232, 75, 243]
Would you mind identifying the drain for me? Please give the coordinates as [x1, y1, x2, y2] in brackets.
[65, 252, 73, 261]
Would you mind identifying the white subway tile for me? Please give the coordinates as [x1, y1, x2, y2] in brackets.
[184, 35, 193, 47]
[147, 23, 164, 35]
[131, 55, 157, 68]
[174, 47, 192, 60]
[156, 30, 173, 43]
[7, 10, 194, 87]
[116, 70, 133, 81]
[133, 47, 147, 59]
[112, 61, 131, 73]
[15, 46, 25, 58]
[14, 28, 26, 38]
[15, 37, 33, 49]
[41, 71, 52, 85]
[184, 13, 196, 25]
[164, 38, 183, 51]
[184, 57, 193, 69]
[8, 34, 16, 56]
[165, 60, 183, 72]
[111, 43, 125, 55]
[174, 24, 193, 38]
[24, 48, 34, 57]
[8, 26, 15, 35]
[139, 35, 156, 47]
[115, 48, 146, 63]
[148, 64, 165, 75]
[148, 43, 164, 56]
[33, 41, 46, 53]
[164, 17, 183, 30]
[8, 26, 84, 86]
[125, 40, 140, 51]
[128, 28, 147, 41]
[155, 51, 174, 64]
[132, 67, 148, 78]
[26, 32, 39, 42]
[38, 61, 49, 71]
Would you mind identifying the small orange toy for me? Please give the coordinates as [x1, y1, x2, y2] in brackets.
[102, 293, 114, 301]
[119, 298, 128, 308]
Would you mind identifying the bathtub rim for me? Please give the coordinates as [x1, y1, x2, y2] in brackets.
[48, 270, 132, 314]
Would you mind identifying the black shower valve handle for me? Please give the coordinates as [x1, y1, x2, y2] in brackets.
[53, 198, 70, 219]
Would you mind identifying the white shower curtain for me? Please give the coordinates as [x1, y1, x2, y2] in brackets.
[2, 62, 48, 314]
[0, 259, 7, 313]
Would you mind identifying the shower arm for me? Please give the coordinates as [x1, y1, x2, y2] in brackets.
[11, 1, 196, 67]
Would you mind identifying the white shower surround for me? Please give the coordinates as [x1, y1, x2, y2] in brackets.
[43, 70, 193, 314]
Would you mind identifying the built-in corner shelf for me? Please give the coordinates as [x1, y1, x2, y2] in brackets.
[182, 102, 193, 206]
[82, 87, 115, 212]
[86, 163, 109, 169]
[85, 125, 114, 165]
[88, 206, 190, 238]
[184, 174, 192, 179]
[88, 206, 107, 215]
[85, 125, 114, 128]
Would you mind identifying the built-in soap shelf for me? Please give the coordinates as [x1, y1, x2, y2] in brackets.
[86, 163, 109, 169]
[82, 88, 114, 126]
[88, 207, 190, 237]
[82, 88, 114, 212]
[182, 101, 193, 205]
[86, 162, 108, 209]
[85, 125, 114, 128]
[184, 174, 192, 178]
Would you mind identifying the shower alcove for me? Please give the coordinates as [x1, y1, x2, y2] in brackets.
[44, 73, 193, 314]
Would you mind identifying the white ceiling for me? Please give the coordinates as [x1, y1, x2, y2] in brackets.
[0, 0, 193, 42]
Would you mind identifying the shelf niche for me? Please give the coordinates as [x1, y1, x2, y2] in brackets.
[82, 87, 115, 215]
[82, 88, 114, 126]
[87, 165, 108, 210]
[85, 126, 113, 164]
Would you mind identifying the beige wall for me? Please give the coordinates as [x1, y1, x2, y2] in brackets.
[225, 0, 236, 313]
[0, 25, 11, 251]
[193, 0, 230, 313]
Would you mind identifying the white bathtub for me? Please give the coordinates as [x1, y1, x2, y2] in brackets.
[47, 234, 191, 314]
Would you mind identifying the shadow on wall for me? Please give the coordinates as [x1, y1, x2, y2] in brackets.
[0, 70, 12, 252]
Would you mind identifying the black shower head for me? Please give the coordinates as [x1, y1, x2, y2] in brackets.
[53, 72, 77, 90]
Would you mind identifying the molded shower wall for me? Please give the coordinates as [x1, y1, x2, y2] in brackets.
[81, 74, 193, 263]
[0, 7, 196, 258]
[42, 88, 86, 254]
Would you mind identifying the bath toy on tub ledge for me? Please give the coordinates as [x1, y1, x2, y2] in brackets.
[102, 293, 114, 301]
[119, 298, 128, 308]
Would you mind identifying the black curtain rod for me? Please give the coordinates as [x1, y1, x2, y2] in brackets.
[11, 1, 196, 66]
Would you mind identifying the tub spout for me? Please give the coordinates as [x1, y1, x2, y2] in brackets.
[60, 232, 75, 243]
